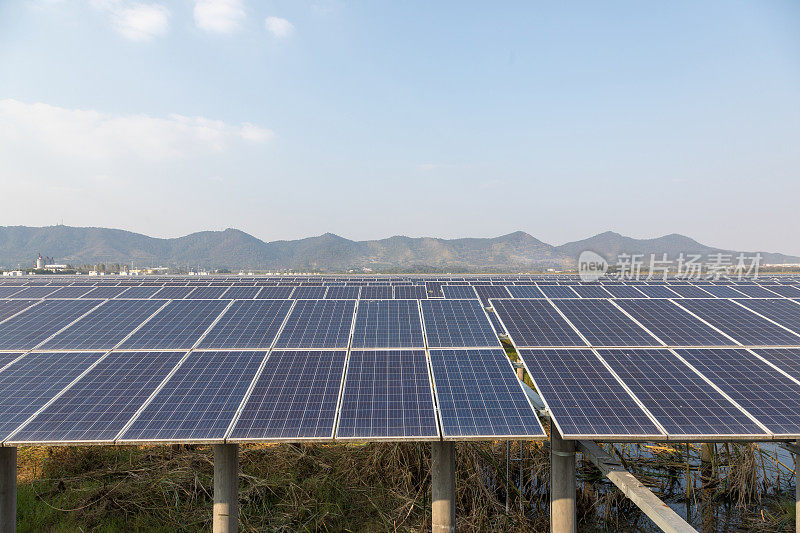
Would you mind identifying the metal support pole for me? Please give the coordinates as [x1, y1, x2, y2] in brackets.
[550, 428, 576, 533]
[0, 447, 15, 533]
[432, 441, 456, 533]
[213, 444, 239, 533]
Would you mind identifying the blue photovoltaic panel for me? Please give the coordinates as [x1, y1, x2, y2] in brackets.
[701, 285, 747, 298]
[325, 286, 361, 299]
[0, 288, 23, 298]
[256, 286, 295, 299]
[152, 286, 196, 299]
[336, 350, 437, 439]
[539, 285, 579, 299]
[520, 348, 663, 438]
[734, 299, 800, 336]
[221, 286, 262, 299]
[275, 300, 355, 349]
[0, 300, 39, 323]
[473, 286, 511, 305]
[425, 281, 444, 298]
[668, 285, 713, 298]
[507, 285, 546, 299]
[599, 349, 765, 437]
[119, 300, 229, 349]
[421, 299, 500, 348]
[118, 286, 161, 299]
[40, 300, 165, 350]
[675, 299, 800, 346]
[442, 285, 478, 299]
[292, 286, 327, 299]
[186, 286, 228, 299]
[767, 285, 800, 298]
[0, 353, 22, 371]
[119, 350, 266, 442]
[0, 300, 102, 350]
[10, 287, 59, 299]
[198, 300, 293, 349]
[228, 350, 346, 440]
[429, 349, 544, 438]
[360, 286, 393, 299]
[46, 286, 93, 299]
[614, 299, 734, 346]
[636, 285, 680, 298]
[393, 285, 428, 299]
[750, 348, 800, 383]
[733, 285, 781, 298]
[603, 285, 646, 299]
[10, 351, 186, 443]
[81, 286, 128, 299]
[0, 352, 105, 440]
[551, 300, 661, 347]
[676, 348, 800, 436]
[491, 299, 585, 347]
[351, 300, 424, 348]
[571, 285, 613, 299]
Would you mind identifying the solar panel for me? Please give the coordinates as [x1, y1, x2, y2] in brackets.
[598, 348, 766, 437]
[519, 348, 663, 439]
[491, 299, 585, 347]
[538, 285, 579, 299]
[10, 287, 59, 299]
[152, 286, 196, 299]
[766, 285, 800, 298]
[676, 348, 800, 436]
[506, 285, 546, 299]
[275, 300, 356, 349]
[119, 300, 229, 349]
[336, 350, 438, 439]
[9, 351, 186, 444]
[198, 300, 293, 349]
[393, 285, 428, 299]
[228, 350, 346, 441]
[674, 299, 800, 346]
[118, 286, 161, 299]
[750, 348, 800, 383]
[0, 352, 106, 440]
[472, 286, 511, 306]
[81, 286, 128, 299]
[325, 286, 361, 299]
[45, 286, 93, 299]
[256, 286, 294, 299]
[0, 353, 23, 372]
[425, 282, 443, 298]
[360, 286, 393, 299]
[429, 348, 545, 438]
[636, 285, 679, 298]
[442, 286, 478, 299]
[603, 285, 645, 299]
[700, 285, 747, 298]
[420, 299, 500, 348]
[0, 288, 23, 298]
[571, 285, 613, 299]
[221, 286, 262, 299]
[0, 300, 39, 324]
[614, 299, 734, 346]
[186, 286, 228, 299]
[733, 285, 781, 298]
[734, 299, 800, 336]
[292, 286, 328, 299]
[667, 285, 713, 298]
[119, 350, 266, 442]
[41, 299, 165, 350]
[550, 300, 661, 347]
[351, 300, 424, 348]
[0, 300, 102, 350]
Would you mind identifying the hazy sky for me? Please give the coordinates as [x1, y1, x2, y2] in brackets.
[1, 1, 799, 253]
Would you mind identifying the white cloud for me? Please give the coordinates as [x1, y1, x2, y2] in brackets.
[194, 0, 245, 34]
[90, 0, 170, 41]
[0, 99, 274, 162]
[265, 16, 294, 38]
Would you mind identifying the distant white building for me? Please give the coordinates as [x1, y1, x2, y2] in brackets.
[45, 264, 68, 272]
[2, 271, 24, 277]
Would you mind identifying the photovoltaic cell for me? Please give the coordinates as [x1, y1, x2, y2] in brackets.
[0, 299, 102, 350]
[538, 285, 579, 298]
[676, 348, 800, 436]
[292, 286, 327, 299]
[275, 300, 356, 349]
[674, 299, 800, 346]
[336, 350, 437, 439]
[221, 286, 262, 299]
[360, 286, 393, 299]
[551, 300, 661, 347]
[734, 299, 800, 336]
[614, 299, 734, 346]
[9, 351, 186, 443]
[429, 349, 544, 438]
[351, 300, 424, 348]
[520, 349, 663, 438]
[228, 350, 346, 440]
[325, 286, 361, 299]
[119, 300, 229, 349]
[0, 288, 23, 298]
[256, 286, 294, 299]
[420, 299, 500, 348]
[393, 285, 428, 299]
[0, 353, 23, 371]
[0, 300, 39, 323]
[491, 299, 585, 347]
[198, 300, 293, 349]
[636, 285, 679, 298]
[119, 350, 266, 442]
[571, 285, 613, 298]
[0, 352, 105, 440]
[442, 286, 478, 299]
[507, 285, 546, 299]
[750, 348, 800, 383]
[599, 349, 765, 437]
[41, 299, 165, 350]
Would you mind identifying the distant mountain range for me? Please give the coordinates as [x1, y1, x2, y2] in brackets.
[0, 225, 798, 272]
